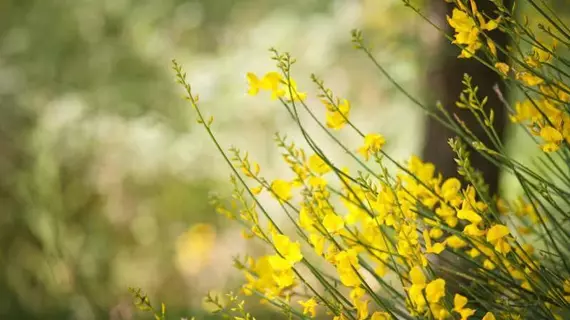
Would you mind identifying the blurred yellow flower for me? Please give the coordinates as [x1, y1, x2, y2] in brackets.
[308, 154, 331, 175]
[269, 233, 303, 271]
[325, 99, 351, 130]
[358, 133, 386, 161]
[299, 297, 317, 317]
[246, 71, 285, 99]
[540, 125, 563, 152]
[482, 312, 496, 320]
[495, 62, 510, 76]
[425, 279, 446, 303]
[371, 312, 391, 320]
[270, 179, 293, 201]
[323, 212, 345, 234]
[453, 294, 476, 320]
[175, 223, 216, 276]
[516, 71, 544, 86]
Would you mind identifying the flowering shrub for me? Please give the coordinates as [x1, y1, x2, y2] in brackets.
[134, 0, 570, 319]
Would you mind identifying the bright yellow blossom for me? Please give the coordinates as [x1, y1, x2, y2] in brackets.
[540, 125, 563, 152]
[457, 208, 482, 224]
[308, 154, 331, 175]
[482, 312, 496, 320]
[269, 234, 303, 271]
[323, 212, 345, 234]
[447, 6, 499, 58]
[309, 233, 325, 256]
[517, 71, 544, 86]
[525, 45, 553, 68]
[246, 72, 284, 98]
[355, 299, 369, 320]
[371, 311, 391, 320]
[446, 235, 467, 249]
[283, 78, 306, 102]
[333, 249, 361, 287]
[495, 62, 510, 76]
[453, 294, 476, 320]
[423, 230, 445, 254]
[464, 224, 486, 237]
[408, 266, 427, 309]
[270, 179, 293, 201]
[325, 99, 351, 130]
[487, 224, 511, 254]
[425, 279, 446, 303]
[299, 297, 318, 318]
[358, 133, 386, 160]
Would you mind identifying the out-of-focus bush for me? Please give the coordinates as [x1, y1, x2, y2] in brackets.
[0, 0, 428, 319]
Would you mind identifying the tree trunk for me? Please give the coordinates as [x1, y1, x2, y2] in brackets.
[422, 0, 512, 306]
[422, 0, 511, 196]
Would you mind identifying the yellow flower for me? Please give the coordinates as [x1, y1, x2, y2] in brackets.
[487, 224, 510, 242]
[446, 6, 498, 58]
[273, 268, 295, 289]
[482, 312, 496, 320]
[271, 179, 293, 201]
[325, 99, 350, 130]
[457, 208, 482, 224]
[430, 303, 451, 320]
[445, 235, 467, 249]
[355, 299, 369, 320]
[483, 258, 496, 270]
[263, 72, 285, 98]
[246, 72, 263, 96]
[308, 176, 327, 189]
[448, 9, 476, 34]
[283, 78, 306, 102]
[441, 178, 461, 202]
[429, 228, 444, 239]
[323, 212, 345, 234]
[269, 234, 303, 271]
[408, 266, 427, 310]
[487, 224, 511, 254]
[463, 224, 486, 237]
[299, 297, 318, 318]
[175, 223, 216, 275]
[510, 99, 539, 123]
[350, 287, 365, 304]
[371, 311, 391, 320]
[495, 62, 510, 76]
[540, 126, 563, 153]
[453, 294, 468, 312]
[425, 279, 446, 303]
[423, 230, 445, 254]
[358, 133, 386, 161]
[453, 294, 476, 319]
[516, 71, 544, 86]
[299, 206, 316, 231]
[525, 46, 553, 68]
[246, 72, 285, 98]
[333, 249, 361, 287]
[308, 154, 331, 175]
[309, 233, 325, 256]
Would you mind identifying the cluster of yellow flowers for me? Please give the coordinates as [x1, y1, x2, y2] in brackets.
[448, 0, 570, 153]
[160, 0, 570, 319]
[447, 0, 499, 58]
[510, 80, 570, 152]
[212, 61, 556, 318]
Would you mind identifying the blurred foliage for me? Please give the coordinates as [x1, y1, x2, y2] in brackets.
[0, 0, 356, 319]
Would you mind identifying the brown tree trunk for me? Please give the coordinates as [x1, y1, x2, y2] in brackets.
[422, 0, 511, 196]
[422, 0, 512, 307]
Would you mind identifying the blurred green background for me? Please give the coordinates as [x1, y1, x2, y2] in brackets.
[0, 0, 565, 319]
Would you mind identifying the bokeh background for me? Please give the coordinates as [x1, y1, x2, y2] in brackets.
[0, 0, 567, 319]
